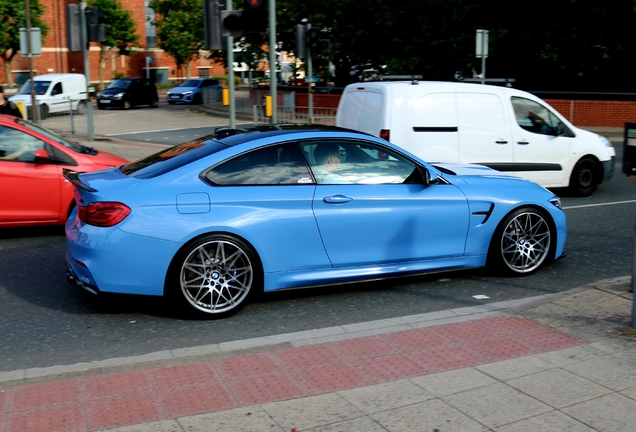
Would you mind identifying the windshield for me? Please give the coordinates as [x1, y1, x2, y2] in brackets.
[106, 79, 131, 90]
[18, 81, 51, 95]
[179, 80, 202, 88]
[17, 119, 96, 154]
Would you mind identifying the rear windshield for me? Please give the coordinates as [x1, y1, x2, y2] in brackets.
[119, 139, 228, 179]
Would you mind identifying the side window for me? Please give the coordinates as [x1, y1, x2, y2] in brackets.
[301, 140, 416, 185]
[205, 143, 313, 185]
[511, 96, 561, 136]
[51, 82, 63, 96]
[0, 126, 46, 162]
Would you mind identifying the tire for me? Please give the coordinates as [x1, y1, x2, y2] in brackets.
[168, 234, 262, 318]
[75, 101, 86, 115]
[40, 104, 49, 120]
[569, 158, 599, 197]
[151, 98, 159, 108]
[123, 100, 132, 110]
[488, 207, 554, 275]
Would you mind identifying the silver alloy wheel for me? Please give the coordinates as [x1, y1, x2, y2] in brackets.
[500, 211, 551, 273]
[180, 239, 253, 314]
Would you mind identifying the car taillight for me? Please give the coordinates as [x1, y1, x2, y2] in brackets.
[78, 202, 130, 227]
[380, 129, 390, 141]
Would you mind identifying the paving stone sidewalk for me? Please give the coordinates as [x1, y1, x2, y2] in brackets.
[1, 276, 634, 432]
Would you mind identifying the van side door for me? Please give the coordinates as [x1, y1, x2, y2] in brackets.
[456, 92, 514, 170]
[49, 81, 68, 114]
[509, 96, 570, 186]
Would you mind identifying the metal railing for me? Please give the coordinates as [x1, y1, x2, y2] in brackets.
[203, 87, 337, 125]
[21, 99, 88, 135]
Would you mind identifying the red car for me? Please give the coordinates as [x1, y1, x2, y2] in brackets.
[0, 114, 129, 227]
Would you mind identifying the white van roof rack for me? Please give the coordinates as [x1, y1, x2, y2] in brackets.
[378, 75, 423, 84]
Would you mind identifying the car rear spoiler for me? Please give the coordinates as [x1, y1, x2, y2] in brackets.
[62, 168, 98, 192]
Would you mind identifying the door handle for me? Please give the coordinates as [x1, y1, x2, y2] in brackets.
[323, 194, 353, 204]
[495, 139, 508, 144]
[517, 140, 530, 145]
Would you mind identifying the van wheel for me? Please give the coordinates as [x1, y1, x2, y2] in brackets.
[569, 158, 599, 197]
[75, 101, 86, 115]
[123, 100, 132, 110]
[40, 104, 49, 120]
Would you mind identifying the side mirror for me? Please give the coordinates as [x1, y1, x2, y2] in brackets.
[34, 149, 51, 162]
[420, 166, 438, 186]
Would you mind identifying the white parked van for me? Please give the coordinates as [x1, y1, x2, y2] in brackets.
[336, 81, 616, 196]
[9, 73, 87, 120]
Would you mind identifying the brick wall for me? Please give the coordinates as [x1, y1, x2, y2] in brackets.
[546, 99, 636, 128]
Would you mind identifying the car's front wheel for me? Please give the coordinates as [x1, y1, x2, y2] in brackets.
[123, 100, 132, 110]
[169, 234, 261, 318]
[489, 208, 553, 275]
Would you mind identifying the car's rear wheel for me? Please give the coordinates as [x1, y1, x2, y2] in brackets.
[489, 208, 553, 275]
[151, 97, 159, 108]
[170, 234, 261, 318]
[569, 158, 599, 197]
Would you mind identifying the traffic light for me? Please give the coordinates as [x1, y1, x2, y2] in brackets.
[85, 6, 106, 42]
[65, 4, 105, 51]
[295, 24, 306, 59]
[242, 0, 267, 34]
[221, 10, 243, 37]
[203, 0, 225, 50]
[66, 4, 82, 52]
[307, 27, 320, 52]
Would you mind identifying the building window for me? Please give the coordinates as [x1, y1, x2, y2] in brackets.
[145, 3, 157, 48]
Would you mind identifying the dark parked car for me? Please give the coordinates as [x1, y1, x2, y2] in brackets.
[97, 78, 159, 110]
[166, 78, 222, 105]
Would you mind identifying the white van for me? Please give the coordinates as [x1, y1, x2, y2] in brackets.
[336, 81, 616, 196]
[10, 73, 87, 120]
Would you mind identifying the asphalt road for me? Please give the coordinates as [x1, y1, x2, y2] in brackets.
[0, 106, 634, 373]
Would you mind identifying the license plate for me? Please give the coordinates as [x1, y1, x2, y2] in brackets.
[170, 95, 180, 99]
[100, 99, 110, 104]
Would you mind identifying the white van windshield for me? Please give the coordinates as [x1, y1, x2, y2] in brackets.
[18, 81, 51, 96]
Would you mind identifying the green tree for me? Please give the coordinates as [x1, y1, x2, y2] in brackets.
[0, 0, 48, 87]
[88, 0, 140, 91]
[275, 0, 636, 92]
[149, 0, 204, 78]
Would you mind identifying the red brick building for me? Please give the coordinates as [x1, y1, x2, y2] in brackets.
[1, 0, 226, 88]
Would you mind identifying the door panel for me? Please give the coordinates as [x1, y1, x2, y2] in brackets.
[313, 183, 470, 267]
[456, 92, 514, 170]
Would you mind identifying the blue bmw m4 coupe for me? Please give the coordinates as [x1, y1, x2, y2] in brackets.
[65, 125, 567, 318]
